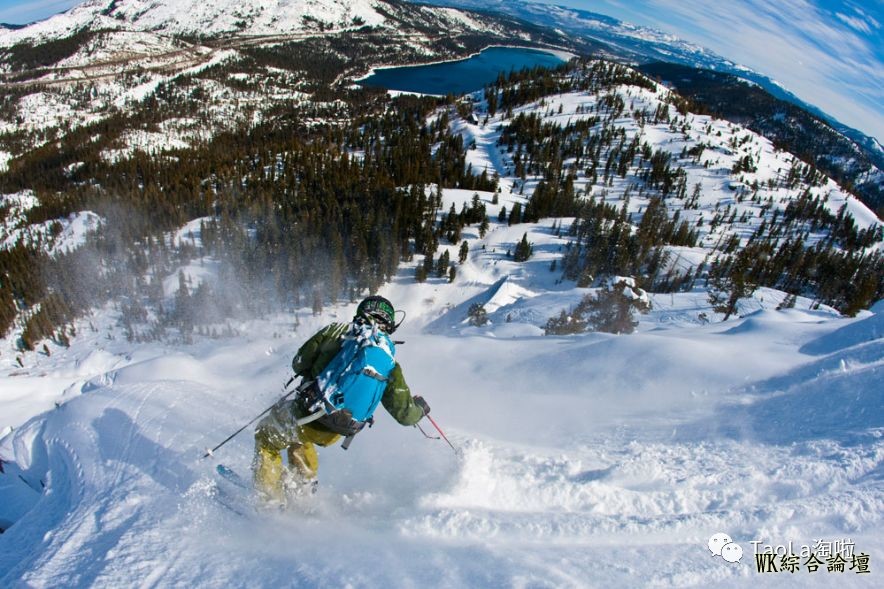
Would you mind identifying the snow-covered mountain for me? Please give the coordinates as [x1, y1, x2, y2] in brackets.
[1, 176, 882, 586]
[2, 0, 879, 213]
[416, 0, 884, 212]
[414, 0, 873, 136]
[0, 0, 573, 180]
[419, 0, 729, 68]
[0, 0, 471, 44]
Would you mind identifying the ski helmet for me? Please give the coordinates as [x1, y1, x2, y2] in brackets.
[356, 296, 396, 332]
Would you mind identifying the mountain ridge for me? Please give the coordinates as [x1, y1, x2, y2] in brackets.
[0, 0, 394, 44]
[413, 0, 884, 212]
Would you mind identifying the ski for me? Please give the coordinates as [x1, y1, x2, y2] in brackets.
[216, 464, 249, 490]
[212, 464, 253, 516]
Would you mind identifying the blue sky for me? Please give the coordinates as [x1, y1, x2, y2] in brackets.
[0, 1, 78, 25]
[1, 0, 881, 143]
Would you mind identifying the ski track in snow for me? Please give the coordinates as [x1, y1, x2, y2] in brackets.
[0, 300, 882, 587]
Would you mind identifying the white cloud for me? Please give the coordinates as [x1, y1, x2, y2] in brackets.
[846, 2, 881, 30]
[836, 12, 872, 34]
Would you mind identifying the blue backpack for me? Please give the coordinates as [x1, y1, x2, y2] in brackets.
[309, 322, 397, 441]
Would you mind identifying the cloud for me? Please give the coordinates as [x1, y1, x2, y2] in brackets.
[845, 2, 881, 31]
[836, 12, 873, 34]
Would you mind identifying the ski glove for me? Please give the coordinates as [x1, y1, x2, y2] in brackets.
[413, 395, 431, 416]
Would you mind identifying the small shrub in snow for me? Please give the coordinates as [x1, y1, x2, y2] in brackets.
[467, 303, 489, 327]
[707, 265, 755, 320]
[584, 279, 651, 334]
[544, 308, 587, 335]
[458, 240, 469, 263]
[545, 278, 651, 335]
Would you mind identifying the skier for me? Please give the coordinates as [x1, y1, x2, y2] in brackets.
[252, 295, 430, 504]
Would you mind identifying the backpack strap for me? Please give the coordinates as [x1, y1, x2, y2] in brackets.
[361, 365, 389, 382]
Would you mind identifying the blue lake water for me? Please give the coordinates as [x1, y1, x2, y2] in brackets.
[359, 46, 567, 95]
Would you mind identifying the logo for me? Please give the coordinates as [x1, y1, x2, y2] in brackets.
[707, 534, 872, 574]
[708, 532, 744, 564]
[750, 538, 871, 574]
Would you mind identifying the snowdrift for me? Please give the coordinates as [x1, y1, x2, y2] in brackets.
[1, 302, 882, 586]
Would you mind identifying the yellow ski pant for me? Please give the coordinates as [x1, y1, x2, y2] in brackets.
[252, 400, 340, 501]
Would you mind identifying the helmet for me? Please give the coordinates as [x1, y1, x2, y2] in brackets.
[356, 296, 396, 333]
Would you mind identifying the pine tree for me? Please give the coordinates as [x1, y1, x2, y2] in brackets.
[174, 270, 192, 331]
[582, 280, 650, 334]
[708, 261, 756, 320]
[436, 250, 450, 278]
[479, 216, 489, 238]
[513, 233, 533, 262]
[508, 202, 523, 225]
[458, 240, 469, 263]
[546, 279, 650, 335]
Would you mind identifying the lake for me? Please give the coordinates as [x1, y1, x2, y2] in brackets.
[359, 46, 567, 95]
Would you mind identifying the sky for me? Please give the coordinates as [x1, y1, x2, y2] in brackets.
[0, 0, 78, 25]
[0, 0, 881, 143]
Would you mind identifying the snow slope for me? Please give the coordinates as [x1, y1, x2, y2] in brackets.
[0, 0, 522, 168]
[1, 265, 881, 586]
[0, 0, 387, 46]
[1, 190, 104, 253]
[0, 0, 508, 48]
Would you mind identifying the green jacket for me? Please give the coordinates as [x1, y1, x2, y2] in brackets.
[291, 322, 425, 426]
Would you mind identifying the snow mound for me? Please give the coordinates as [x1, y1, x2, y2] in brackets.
[2, 303, 883, 585]
[73, 349, 128, 376]
[685, 316, 884, 446]
[483, 276, 538, 314]
[800, 308, 884, 356]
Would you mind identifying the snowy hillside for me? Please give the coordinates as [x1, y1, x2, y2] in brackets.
[0, 235, 882, 586]
[0, 0, 565, 171]
[420, 0, 884, 214]
[430, 61, 881, 328]
[1, 0, 411, 44]
[2, 68, 883, 582]
[0, 0, 510, 61]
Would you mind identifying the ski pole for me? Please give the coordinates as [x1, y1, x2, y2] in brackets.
[425, 413, 457, 453]
[415, 422, 440, 440]
[202, 377, 299, 459]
